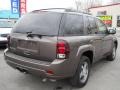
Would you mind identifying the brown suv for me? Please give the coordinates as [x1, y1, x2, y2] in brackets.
[4, 9, 118, 88]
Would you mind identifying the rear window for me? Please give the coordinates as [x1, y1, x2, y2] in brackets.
[12, 11, 62, 35]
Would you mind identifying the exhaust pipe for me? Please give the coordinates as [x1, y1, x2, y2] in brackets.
[49, 79, 56, 82]
[42, 78, 47, 82]
[42, 78, 56, 83]
[16, 67, 28, 74]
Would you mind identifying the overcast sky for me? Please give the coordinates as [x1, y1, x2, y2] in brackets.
[27, 0, 76, 12]
[0, 0, 11, 10]
[0, 0, 112, 11]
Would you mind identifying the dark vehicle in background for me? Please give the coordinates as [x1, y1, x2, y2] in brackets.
[4, 9, 118, 88]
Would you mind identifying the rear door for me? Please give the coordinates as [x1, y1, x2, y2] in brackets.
[10, 11, 62, 62]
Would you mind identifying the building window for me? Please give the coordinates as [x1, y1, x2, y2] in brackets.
[117, 16, 120, 27]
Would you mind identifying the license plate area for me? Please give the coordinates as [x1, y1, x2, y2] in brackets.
[17, 40, 38, 53]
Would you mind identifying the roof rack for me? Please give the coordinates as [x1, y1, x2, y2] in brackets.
[64, 8, 91, 15]
[32, 8, 91, 15]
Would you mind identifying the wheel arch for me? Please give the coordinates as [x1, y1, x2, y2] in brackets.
[82, 50, 93, 65]
[76, 44, 94, 65]
[114, 40, 118, 48]
[72, 45, 94, 77]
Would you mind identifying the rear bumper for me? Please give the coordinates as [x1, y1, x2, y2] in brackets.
[4, 49, 72, 79]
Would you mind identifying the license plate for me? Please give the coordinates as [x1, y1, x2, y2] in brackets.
[18, 40, 37, 50]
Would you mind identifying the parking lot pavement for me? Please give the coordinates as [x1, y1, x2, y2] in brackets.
[0, 38, 120, 90]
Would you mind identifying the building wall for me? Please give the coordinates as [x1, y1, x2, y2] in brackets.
[89, 4, 120, 30]
[112, 0, 120, 3]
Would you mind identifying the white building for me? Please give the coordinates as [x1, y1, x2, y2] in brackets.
[89, 3, 120, 30]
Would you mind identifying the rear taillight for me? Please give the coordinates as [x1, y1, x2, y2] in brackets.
[56, 40, 70, 59]
[7, 35, 10, 48]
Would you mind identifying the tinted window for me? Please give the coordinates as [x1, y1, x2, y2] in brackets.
[84, 16, 91, 34]
[12, 12, 61, 35]
[96, 19, 107, 34]
[63, 14, 84, 36]
[88, 17, 98, 34]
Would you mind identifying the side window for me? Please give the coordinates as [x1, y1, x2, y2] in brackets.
[96, 19, 108, 34]
[84, 16, 91, 34]
[88, 17, 98, 34]
[63, 14, 84, 36]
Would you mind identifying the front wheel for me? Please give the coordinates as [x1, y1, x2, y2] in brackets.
[70, 56, 91, 88]
[107, 44, 116, 61]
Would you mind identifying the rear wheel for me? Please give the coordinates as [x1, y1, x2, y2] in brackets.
[70, 56, 91, 88]
[107, 44, 116, 61]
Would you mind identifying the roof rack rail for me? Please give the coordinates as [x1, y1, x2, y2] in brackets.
[32, 8, 91, 15]
[32, 8, 66, 12]
[64, 8, 91, 15]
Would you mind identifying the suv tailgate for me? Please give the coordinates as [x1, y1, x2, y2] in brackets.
[10, 33, 57, 62]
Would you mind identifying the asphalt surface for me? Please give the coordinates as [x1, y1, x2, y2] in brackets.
[0, 37, 120, 90]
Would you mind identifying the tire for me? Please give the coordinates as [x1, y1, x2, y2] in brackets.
[107, 44, 116, 61]
[70, 56, 91, 88]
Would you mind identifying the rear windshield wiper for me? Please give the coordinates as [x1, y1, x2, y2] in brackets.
[27, 33, 55, 38]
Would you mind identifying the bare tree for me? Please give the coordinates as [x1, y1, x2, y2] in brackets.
[75, 0, 81, 11]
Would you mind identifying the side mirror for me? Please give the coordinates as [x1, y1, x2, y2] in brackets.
[108, 29, 116, 34]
